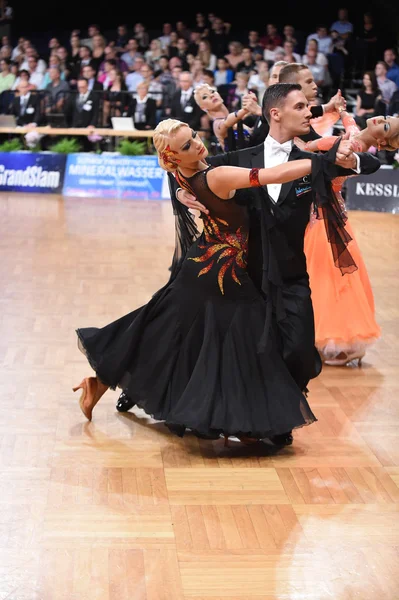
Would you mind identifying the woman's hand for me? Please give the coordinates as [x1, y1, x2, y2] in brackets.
[176, 188, 209, 215]
[293, 136, 308, 151]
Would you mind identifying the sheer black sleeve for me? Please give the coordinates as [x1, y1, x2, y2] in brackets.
[167, 172, 200, 281]
[311, 140, 357, 276]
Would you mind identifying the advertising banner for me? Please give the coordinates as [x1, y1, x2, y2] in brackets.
[346, 166, 399, 213]
[63, 153, 170, 199]
[0, 152, 66, 193]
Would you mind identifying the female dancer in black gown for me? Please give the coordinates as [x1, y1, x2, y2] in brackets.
[74, 118, 318, 445]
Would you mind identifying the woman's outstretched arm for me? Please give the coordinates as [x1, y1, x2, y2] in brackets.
[207, 160, 312, 199]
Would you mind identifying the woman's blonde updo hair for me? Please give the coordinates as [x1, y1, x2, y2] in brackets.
[153, 119, 189, 172]
[193, 83, 215, 109]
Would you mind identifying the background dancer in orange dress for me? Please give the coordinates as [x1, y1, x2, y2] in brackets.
[296, 113, 399, 365]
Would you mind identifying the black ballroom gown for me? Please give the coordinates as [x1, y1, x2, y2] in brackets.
[76, 166, 316, 439]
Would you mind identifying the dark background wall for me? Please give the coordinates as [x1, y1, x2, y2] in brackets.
[8, 0, 399, 45]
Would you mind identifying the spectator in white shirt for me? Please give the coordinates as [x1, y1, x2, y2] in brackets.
[20, 47, 47, 75]
[25, 56, 44, 88]
[282, 40, 301, 64]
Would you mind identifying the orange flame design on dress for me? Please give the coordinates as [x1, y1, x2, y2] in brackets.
[189, 216, 248, 295]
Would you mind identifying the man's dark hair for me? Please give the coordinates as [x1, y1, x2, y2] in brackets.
[262, 82, 302, 123]
[77, 77, 88, 84]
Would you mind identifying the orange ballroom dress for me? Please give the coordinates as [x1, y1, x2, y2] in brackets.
[304, 114, 381, 364]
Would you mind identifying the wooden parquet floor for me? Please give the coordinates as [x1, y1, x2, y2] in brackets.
[0, 192, 398, 599]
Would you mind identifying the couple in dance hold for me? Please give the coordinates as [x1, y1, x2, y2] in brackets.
[73, 83, 381, 447]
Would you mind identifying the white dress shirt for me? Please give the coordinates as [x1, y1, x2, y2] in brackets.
[263, 134, 361, 203]
[263, 135, 293, 202]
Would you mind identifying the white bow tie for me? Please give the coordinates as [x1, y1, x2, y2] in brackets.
[269, 139, 292, 155]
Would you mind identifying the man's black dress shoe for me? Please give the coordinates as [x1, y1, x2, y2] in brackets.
[116, 392, 135, 412]
[269, 431, 294, 446]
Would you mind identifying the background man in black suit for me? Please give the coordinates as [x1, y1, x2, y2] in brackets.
[68, 77, 99, 128]
[170, 71, 204, 131]
[163, 84, 380, 445]
[65, 77, 100, 151]
[11, 79, 41, 125]
[82, 65, 103, 93]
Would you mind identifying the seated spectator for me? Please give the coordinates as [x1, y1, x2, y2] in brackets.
[11, 79, 41, 124]
[226, 71, 256, 111]
[282, 40, 301, 64]
[235, 47, 255, 74]
[56, 47, 74, 82]
[170, 38, 189, 70]
[214, 56, 234, 87]
[98, 47, 128, 79]
[20, 47, 47, 74]
[134, 23, 149, 52]
[0, 44, 12, 60]
[247, 30, 264, 56]
[20, 56, 43, 88]
[375, 60, 398, 111]
[97, 58, 117, 88]
[166, 31, 179, 58]
[187, 29, 201, 57]
[102, 68, 128, 126]
[82, 64, 103, 92]
[70, 33, 81, 64]
[76, 45, 95, 76]
[354, 70, 383, 130]
[263, 39, 284, 63]
[306, 49, 330, 101]
[40, 55, 67, 89]
[125, 57, 145, 91]
[11, 70, 37, 92]
[11, 36, 25, 62]
[44, 66, 70, 115]
[67, 76, 99, 130]
[139, 63, 163, 108]
[158, 22, 173, 53]
[0, 57, 15, 92]
[144, 39, 164, 71]
[224, 41, 244, 70]
[169, 71, 204, 129]
[302, 39, 328, 67]
[197, 39, 217, 71]
[127, 81, 156, 129]
[91, 35, 107, 73]
[282, 24, 299, 52]
[121, 38, 143, 70]
[48, 38, 60, 60]
[305, 25, 332, 55]
[260, 23, 283, 48]
[384, 48, 399, 88]
[114, 24, 129, 53]
[203, 69, 215, 86]
[190, 57, 207, 85]
[248, 60, 269, 103]
[80, 24, 101, 51]
[330, 8, 353, 40]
